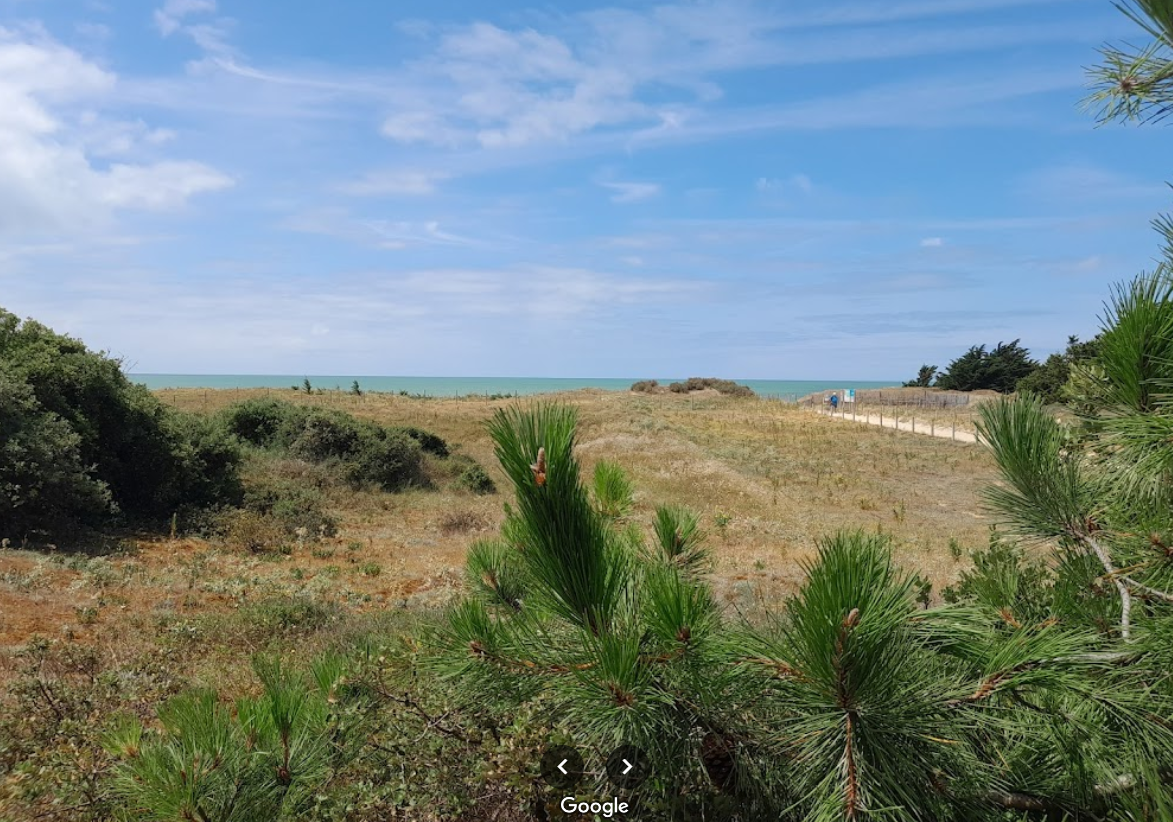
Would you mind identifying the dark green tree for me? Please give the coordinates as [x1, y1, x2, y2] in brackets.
[1015, 335, 1102, 403]
[935, 339, 1039, 392]
[903, 364, 938, 387]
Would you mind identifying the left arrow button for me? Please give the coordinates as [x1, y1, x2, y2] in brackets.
[540, 745, 584, 789]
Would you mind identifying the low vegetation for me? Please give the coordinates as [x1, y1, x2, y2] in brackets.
[631, 377, 756, 397]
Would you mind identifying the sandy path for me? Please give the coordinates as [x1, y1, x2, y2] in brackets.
[816, 408, 980, 444]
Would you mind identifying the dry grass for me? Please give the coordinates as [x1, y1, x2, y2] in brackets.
[0, 388, 1001, 679]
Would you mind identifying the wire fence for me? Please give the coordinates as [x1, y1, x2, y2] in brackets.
[807, 404, 982, 444]
[797, 389, 974, 408]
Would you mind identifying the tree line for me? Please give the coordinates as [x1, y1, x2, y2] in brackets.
[904, 335, 1101, 402]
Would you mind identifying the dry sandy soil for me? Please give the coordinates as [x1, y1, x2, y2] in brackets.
[0, 388, 997, 685]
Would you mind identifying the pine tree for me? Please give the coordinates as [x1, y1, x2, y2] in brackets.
[434, 401, 1173, 819]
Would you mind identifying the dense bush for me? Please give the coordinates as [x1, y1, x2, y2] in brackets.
[1014, 335, 1101, 404]
[0, 308, 243, 537]
[243, 477, 339, 539]
[667, 377, 755, 397]
[394, 425, 450, 457]
[455, 462, 496, 495]
[344, 428, 426, 491]
[630, 379, 660, 392]
[0, 368, 112, 537]
[220, 400, 434, 492]
[219, 398, 310, 448]
[289, 411, 369, 462]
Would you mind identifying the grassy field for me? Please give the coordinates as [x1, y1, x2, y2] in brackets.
[0, 386, 1004, 820]
[0, 388, 997, 672]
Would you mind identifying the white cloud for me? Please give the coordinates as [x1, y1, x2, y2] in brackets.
[282, 209, 477, 249]
[100, 161, 233, 209]
[757, 174, 813, 194]
[362, 1, 1106, 154]
[601, 181, 660, 203]
[337, 169, 448, 196]
[920, 237, 944, 247]
[154, 0, 216, 36]
[0, 28, 233, 235]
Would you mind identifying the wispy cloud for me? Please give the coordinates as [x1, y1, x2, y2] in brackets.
[153, 0, 216, 36]
[920, 237, 944, 247]
[600, 181, 660, 203]
[337, 169, 449, 196]
[280, 209, 479, 249]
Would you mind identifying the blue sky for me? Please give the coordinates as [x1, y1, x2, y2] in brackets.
[0, 0, 1170, 379]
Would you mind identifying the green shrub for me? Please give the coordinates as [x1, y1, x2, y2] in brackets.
[432, 402, 1173, 818]
[0, 368, 113, 537]
[0, 308, 243, 535]
[630, 379, 660, 392]
[667, 377, 755, 397]
[242, 478, 338, 539]
[219, 398, 308, 448]
[289, 411, 368, 462]
[240, 597, 340, 636]
[163, 412, 245, 514]
[393, 425, 450, 457]
[345, 429, 425, 491]
[652, 504, 708, 574]
[0, 638, 189, 820]
[226, 403, 430, 493]
[455, 463, 496, 494]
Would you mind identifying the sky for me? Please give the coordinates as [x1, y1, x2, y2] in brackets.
[0, 0, 1170, 380]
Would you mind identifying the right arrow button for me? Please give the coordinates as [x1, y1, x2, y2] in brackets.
[605, 745, 649, 789]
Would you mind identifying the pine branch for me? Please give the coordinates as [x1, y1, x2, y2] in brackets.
[1114, 571, 1173, 602]
[1083, 533, 1135, 640]
[843, 712, 860, 820]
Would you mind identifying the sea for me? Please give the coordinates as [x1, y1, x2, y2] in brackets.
[129, 375, 899, 402]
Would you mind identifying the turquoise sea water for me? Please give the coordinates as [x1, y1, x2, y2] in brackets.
[130, 374, 899, 400]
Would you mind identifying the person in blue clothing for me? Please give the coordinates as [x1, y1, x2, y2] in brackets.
[829, 393, 839, 412]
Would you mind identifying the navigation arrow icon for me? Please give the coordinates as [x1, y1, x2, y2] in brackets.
[541, 745, 584, 789]
[605, 744, 649, 788]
